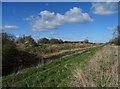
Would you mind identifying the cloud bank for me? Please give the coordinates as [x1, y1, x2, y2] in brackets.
[92, 2, 118, 15]
[26, 7, 93, 32]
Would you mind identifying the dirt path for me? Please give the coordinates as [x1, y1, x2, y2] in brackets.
[71, 45, 118, 87]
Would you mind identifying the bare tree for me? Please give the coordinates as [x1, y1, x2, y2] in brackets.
[112, 26, 120, 45]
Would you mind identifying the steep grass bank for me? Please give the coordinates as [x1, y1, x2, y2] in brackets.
[71, 45, 118, 87]
[2, 46, 101, 87]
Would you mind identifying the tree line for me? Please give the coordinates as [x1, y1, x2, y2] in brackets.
[16, 35, 64, 46]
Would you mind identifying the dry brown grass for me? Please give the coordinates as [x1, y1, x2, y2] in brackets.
[70, 45, 118, 87]
[43, 47, 89, 58]
[17, 43, 93, 56]
[42, 43, 95, 58]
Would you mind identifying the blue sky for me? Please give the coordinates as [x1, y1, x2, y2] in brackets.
[2, 2, 118, 43]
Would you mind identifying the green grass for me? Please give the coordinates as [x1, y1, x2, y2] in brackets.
[2, 46, 101, 87]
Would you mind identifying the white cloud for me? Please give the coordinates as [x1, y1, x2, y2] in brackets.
[50, 31, 57, 35]
[98, 0, 119, 2]
[107, 26, 118, 36]
[107, 26, 116, 31]
[64, 7, 93, 23]
[0, 25, 18, 30]
[92, 2, 118, 15]
[26, 7, 93, 32]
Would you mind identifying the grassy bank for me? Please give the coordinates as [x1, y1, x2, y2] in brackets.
[2, 46, 101, 87]
[17, 43, 94, 59]
[71, 45, 118, 87]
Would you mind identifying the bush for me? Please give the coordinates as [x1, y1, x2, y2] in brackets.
[2, 33, 19, 75]
[84, 39, 89, 43]
[2, 33, 39, 76]
[50, 38, 63, 44]
[111, 38, 120, 45]
[17, 35, 37, 46]
[111, 26, 120, 45]
[38, 38, 49, 44]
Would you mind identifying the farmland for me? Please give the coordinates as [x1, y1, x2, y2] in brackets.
[1, 32, 119, 88]
[1, 2, 119, 88]
[2, 44, 118, 87]
[2, 45, 100, 87]
[2, 32, 98, 76]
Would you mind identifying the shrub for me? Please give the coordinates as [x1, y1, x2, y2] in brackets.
[111, 26, 120, 45]
[84, 39, 89, 43]
[17, 35, 37, 46]
[2, 33, 39, 76]
[50, 38, 63, 44]
[2, 33, 19, 75]
[38, 38, 49, 44]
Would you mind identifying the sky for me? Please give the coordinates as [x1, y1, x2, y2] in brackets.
[1, 2, 118, 43]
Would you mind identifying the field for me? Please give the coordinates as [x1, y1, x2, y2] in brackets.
[2, 42, 118, 88]
[2, 45, 100, 87]
[1, 1, 119, 88]
[3, 45, 118, 87]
